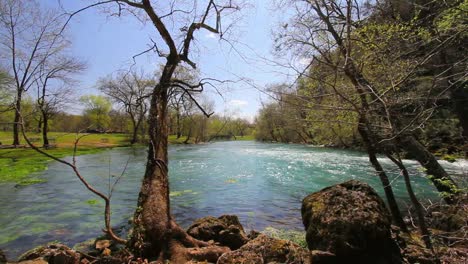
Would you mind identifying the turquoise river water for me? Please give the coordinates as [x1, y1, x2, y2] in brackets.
[0, 141, 466, 259]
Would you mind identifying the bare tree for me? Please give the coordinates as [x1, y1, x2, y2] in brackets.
[67, 0, 241, 261]
[0, 0, 72, 145]
[98, 69, 152, 144]
[35, 56, 86, 147]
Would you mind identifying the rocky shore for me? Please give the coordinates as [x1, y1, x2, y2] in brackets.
[1, 180, 466, 264]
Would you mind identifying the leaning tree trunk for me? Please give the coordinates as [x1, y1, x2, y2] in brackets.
[357, 117, 408, 232]
[386, 153, 434, 251]
[398, 135, 459, 204]
[129, 85, 171, 259]
[342, 62, 408, 232]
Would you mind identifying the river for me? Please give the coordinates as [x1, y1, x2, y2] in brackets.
[0, 141, 466, 258]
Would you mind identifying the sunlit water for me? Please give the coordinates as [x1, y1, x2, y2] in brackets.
[0, 141, 466, 259]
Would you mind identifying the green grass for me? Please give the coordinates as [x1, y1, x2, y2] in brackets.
[235, 135, 255, 141]
[0, 131, 131, 147]
[168, 135, 191, 144]
[0, 131, 137, 185]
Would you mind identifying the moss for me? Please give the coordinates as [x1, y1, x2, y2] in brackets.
[262, 227, 307, 248]
[0, 147, 105, 185]
[442, 154, 457, 163]
[30, 223, 54, 234]
[311, 200, 325, 213]
[169, 189, 193, 197]
[86, 199, 99, 205]
[0, 233, 21, 245]
[270, 239, 288, 252]
[225, 178, 238, 184]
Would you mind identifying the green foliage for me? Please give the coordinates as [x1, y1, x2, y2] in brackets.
[442, 155, 457, 163]
[435, 0, 468, 34]
[80, 95, 112, 131]
[428, 175, 464, 198]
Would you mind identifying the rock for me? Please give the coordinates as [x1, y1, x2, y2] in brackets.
[0, 249, 6, 264]
[427, 199, 468, 233]
[73, 239, 99, 257]
[18, 244, 81, 264]
[301, 180, 401, 264]
[93, 256, 124, 264]
[310, 250, 336, 264]
[18, 258, 48, 264]
[101, 248, 111, 256]
[95, 240, 111, 250]
[187, 215, 249, 250]
[217, 234, 310, 264]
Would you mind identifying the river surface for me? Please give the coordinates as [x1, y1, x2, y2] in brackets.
[0, 141, 466, 258]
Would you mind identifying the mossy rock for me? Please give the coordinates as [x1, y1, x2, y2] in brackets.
[187, 215, 249, 250]
[217, 234, 310, 264]
[301, 180, 401, 264]
[18, 243, 80, 264]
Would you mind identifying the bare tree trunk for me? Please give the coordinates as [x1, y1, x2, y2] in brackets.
[358, 118, 408, 232]
[37, 116, 42, 133]
[184, 126, 192, 144]
[398, 135, 459, 204]
[130, 114, 138, 145]
[42, 113, 49, 147]
[176, 111, 181, 139]
[13, 90, 22, 145]
[453, 86, 468, 140]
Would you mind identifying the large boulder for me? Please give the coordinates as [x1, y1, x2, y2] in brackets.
[217, 234, 310, 264]
[301, 180, 401, 264]
[18, 244, 81, 264]
[187, 215, 249, 250]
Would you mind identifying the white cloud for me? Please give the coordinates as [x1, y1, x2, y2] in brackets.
[205, 32, 217, 39]
[298, 57, 311, 66]
[228, 99, 248, 107]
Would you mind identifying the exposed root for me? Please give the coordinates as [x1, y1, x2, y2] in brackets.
[170, 220, 210, 247]
[137, 221, 230, 263]
[166, 239, 230, 263]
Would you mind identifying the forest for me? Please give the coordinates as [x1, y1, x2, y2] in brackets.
[0, 0, 467, 264]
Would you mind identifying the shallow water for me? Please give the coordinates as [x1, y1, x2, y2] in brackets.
[0, 141, 466, 259]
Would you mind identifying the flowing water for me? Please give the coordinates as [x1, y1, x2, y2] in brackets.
[0, 141, 466, 259]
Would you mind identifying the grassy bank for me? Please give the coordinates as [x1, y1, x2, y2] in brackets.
[0, 132, 135, 186]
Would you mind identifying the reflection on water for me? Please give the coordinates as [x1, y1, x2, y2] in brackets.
[0, 141, 466, 259]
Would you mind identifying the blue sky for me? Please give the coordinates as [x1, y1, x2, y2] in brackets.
[44, 0, 299, 120]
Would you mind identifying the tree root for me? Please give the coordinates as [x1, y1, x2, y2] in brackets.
[132, 220, 230, 263]
[162, 220, 230, 263]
